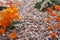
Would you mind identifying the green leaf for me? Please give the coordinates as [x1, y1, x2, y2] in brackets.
[47, 2, 53, 7]
[50, 0, 60, 6]
[58, 16, 60, 18]
[7, 26, 15, 30]
[0, 6, 6, 11]
[10, 20, 22, 27]
[50, 0, 57, 3]
[7, 21, 22, 30]
[35, 2, 42, 9]
[11, 21, 21, 25]
[0, 26, 3, 28]
[55, 2, 60, 6]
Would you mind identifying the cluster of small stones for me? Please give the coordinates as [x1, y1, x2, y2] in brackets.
[0, 0, 60, 40]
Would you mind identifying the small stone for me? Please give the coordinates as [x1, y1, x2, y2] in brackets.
[2, 34, 5, 36]
[48, 37, 58, 40]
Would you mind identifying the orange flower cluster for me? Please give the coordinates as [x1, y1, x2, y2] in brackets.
[50, 33, 57, 38]
[0, 4, 20, 34]
[47, 5, 60, 12]
[46, 5, 60, 38]
[9, 32, 17, 39]
[0, 7, 19, 28]
[47, 5, 60, 21]
[48, 25, 53, 30]
[0, 0, 21, 39]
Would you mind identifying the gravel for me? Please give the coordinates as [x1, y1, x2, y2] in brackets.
[0, 0, 60, 40]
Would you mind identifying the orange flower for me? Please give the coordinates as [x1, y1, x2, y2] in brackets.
[50, 12, 57, 16]
[10, 15, 14, 20]
[6, 8, 13, 13]
[47, 7, 52, 12]
[1, 11, 8, 18]
[19, 16, 23, 21]
[14, 13, 19, 20]
[0, 19, 2, 26]
[54, 5, 60, 11]
[14, 7, 18, 13]
[1, 14, 12, 28]
[46, 18, 51, 22]
[56, 23, 60, 28]
[1, 18, 9, 28]
[9, 32, 17, 39]
[48, 25, 53, 30]
[55, 17, 60, 21]
[5, 16, 12, 27]
[14, 16, 19, 20]
[16, 2, 21, 6]
[0, 3, 19, 31]
[0, 28, 5, 34]
[50, 33, 57, 38]
[9, 1, 14, 5]
[0, 22, 2, 26]
[10, 4, 15, 10]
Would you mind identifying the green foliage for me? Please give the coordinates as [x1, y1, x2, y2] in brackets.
[55, 1, 60, 6]
[35, 0, 45, 9]
[7, 21, 21, 29]
[51, 0, 60, 6]
[50, 0, 57, 3]
[35, 1, 53, 11]
[7, 26, 15, 30]
[35, 0, 60, 11]
[35, 2, 42, 9]
[35, 2, 53, 11]
[47, 2, 53, 7]
[58, 16, 60, 18]
[0, 6, 6, 11]
[11, 21, 21, 25]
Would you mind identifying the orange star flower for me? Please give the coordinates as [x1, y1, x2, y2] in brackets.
[54, 5, 60, 11]
[50, 33, 57, 38]
[9, 32, 17, 39]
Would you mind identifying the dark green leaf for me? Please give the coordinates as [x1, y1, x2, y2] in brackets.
[0, 26, 3, 28]
[55, 2, 60, 6]
[7, 21, 21, 30]
[50, 0, 60, 6]
[7, 26, 15, 30]
[11, 21, 21, 25]
[47, 2, 53, 7]
[0, 6, 6, 11]
[50, 0, 57, 3]
[35, 2, 42, 9]
[58, 16, 60, 18]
